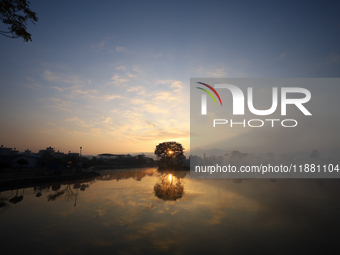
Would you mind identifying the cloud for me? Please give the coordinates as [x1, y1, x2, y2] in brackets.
[65, 117, 88, 128]
[155, 79, 172, 85]
[132, 67, 143, 75]
[51, 86, 63, 92]
[279, 52, 288, 58]
[129, 99, 167, 113]
[103, 94, 122, 101]
[116, 66, 138, 78]
[73, 89, 99, 97]
[319, 52, 340, 65]
[196, 67, 248, 78]
[91, 239, 112, 247]
[25, 83, 42, 89]
[115, 46, 127, 52]
[42, 70, 60, 82]
[102, 117, 113, 124]
[209, 68, 226, 77]
[126, 128, 190, 141]
[145, 121, 158, 128]
[208, 210, 227, 225]
[130, 98, 147, 105]
[101, 108, 189, 142]
[42, 98, 73, 112]
[139, 222, 165, 234]
[49, 98, 60, 102]
[25, 78, 42, 89]
[204, 68, 226, 77]
[127, 86, 145, 95]
[107, 124, 189, 142]
[42, 70, 90, 86]
[53, 105, 70, 111]
[156, 79, 183, 89]
[170, 80, 183, 89]
[36, 67, 189, 149]
[105, 74, 129, 86]
[126, 73, 136, 78]
[154, 80, 185, 101]
[154, 91, 178, 101]
[91, 40, 105, 51]
[116, 66, 127, 71]
[136, 104, 167, 113]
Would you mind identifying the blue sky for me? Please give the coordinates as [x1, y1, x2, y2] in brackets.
[0, 0, 339, 155]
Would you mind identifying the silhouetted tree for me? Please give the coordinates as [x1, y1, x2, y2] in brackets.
[41, 150, 55, 169]
[16, 158, 29, 170]
[0, 0, 38, 41]
[155, 141, 184, 167]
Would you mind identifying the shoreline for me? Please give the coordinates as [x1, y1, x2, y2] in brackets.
[0, 171, 100, 192]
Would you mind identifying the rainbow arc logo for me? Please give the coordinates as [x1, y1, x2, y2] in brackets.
[196, 82, 223, 106]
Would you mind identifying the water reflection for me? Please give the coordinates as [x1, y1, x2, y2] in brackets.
[0, 179, 95, 210]
[96, 167, 156, 181]
[9, 194, 23, 204]
[0, 168, 340, 254]
[0, 188, 25, 207]
[0, 194, 8, 208]
[154, 173, 184, 201]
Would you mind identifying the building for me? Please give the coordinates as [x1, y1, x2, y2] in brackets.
[54, 150, 67, 158]
[98, 153, 128, 159]
[68, 151, 79, 157]
[24, 149, 33, 155]
[11, 154, 41, 168]
[0, 145, 19, 156]
[39, 146, 55, 156]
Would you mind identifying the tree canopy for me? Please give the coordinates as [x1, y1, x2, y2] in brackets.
[0, 0, 38, 42]
[154, 141, 184, 166]
[16, 158, 29, 166]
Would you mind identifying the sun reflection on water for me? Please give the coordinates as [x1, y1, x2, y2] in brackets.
[154, 173, 184, 201]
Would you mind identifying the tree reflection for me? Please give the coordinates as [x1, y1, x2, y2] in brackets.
[9, 189, 24, 204]
[154, 173, 184, 201]
[34, 185, 49, 198]
[46, 181, 92, 206]
[0, 192, 8, 208]
[47, 189, 66, 201]
[47, 184, 76, 201]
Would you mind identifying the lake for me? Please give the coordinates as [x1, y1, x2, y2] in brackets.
[0, 167, 339, 254]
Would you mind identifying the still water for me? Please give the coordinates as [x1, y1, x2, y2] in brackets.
[1, 167, 339, 254]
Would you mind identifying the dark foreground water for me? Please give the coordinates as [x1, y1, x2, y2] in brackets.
[1, 168, 340, 254]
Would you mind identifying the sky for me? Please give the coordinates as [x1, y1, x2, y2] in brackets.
[0, 0, 340, 156]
